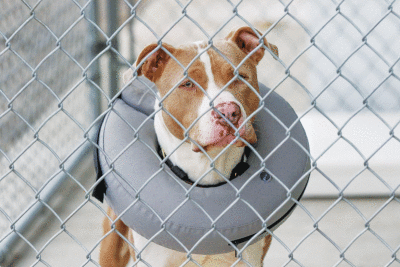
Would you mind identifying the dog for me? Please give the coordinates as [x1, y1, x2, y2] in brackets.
[99, 26, 279, 267]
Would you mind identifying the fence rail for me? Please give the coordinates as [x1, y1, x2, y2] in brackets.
[0, 0, 399, 266]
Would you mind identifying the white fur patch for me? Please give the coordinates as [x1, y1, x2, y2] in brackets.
[154, 98, 244, 185]
[195, 43, 247, 145]
[153, 43, 246, 185]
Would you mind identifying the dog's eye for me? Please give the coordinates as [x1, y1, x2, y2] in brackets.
[239, 74, 249, 80]
[180, 80, 195, 89]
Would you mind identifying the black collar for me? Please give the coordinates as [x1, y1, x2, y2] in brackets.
[157, 144, 251, 188]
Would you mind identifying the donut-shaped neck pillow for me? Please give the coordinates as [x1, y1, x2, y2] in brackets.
[93, 77, 310, 255]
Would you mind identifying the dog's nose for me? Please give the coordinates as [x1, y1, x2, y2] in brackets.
[212, 102, 241, 126]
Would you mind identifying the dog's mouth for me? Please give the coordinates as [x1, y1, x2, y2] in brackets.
[190, 118, 256, 152]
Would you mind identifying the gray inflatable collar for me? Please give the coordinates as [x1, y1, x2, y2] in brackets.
[95, 77, 310, 255]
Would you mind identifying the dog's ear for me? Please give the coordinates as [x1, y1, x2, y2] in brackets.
[226, 26, 278, 64]
[136, 43, 176, 82]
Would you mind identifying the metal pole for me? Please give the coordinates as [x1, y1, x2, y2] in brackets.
[128, 5, 136, 63]
[0, 136, 94, 265]
[107, 0, 120, 98]
[87, 0, 102, 121]
[0, 1, 102, 264]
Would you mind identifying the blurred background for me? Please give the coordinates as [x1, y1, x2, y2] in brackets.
[0, 0, 399, 266]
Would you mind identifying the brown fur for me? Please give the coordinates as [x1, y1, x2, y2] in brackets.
[99, 27, 278, 266]
[99, 211, 272, 267]
[134, 27, 274, 148]
[99, 207, 132, 267]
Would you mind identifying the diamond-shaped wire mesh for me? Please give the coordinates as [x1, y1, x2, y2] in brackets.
[0, 0, 92, 234]
[0, 0, 399, 266]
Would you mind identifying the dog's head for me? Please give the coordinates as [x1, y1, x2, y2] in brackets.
[132, 27, 278, 152]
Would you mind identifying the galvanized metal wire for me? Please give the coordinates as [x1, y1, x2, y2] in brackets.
[0, 0, 399, 266]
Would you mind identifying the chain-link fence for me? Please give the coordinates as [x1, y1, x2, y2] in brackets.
[1, 0, 400, 266]
[0, 0, 93, 241]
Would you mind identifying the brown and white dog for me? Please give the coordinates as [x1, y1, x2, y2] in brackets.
[99, 26, 278, 267]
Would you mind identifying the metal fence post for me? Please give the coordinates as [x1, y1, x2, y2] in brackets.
[87, 0, 102, 122]
[0, 142, 94, 266]
[0, 1, 102, 264]
[107, 0, 120, 98]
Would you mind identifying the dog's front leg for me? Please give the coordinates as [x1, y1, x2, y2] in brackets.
[131, 231, 189, 266]
[99, 207, 132, 267]
[241, 235, 272, 267]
